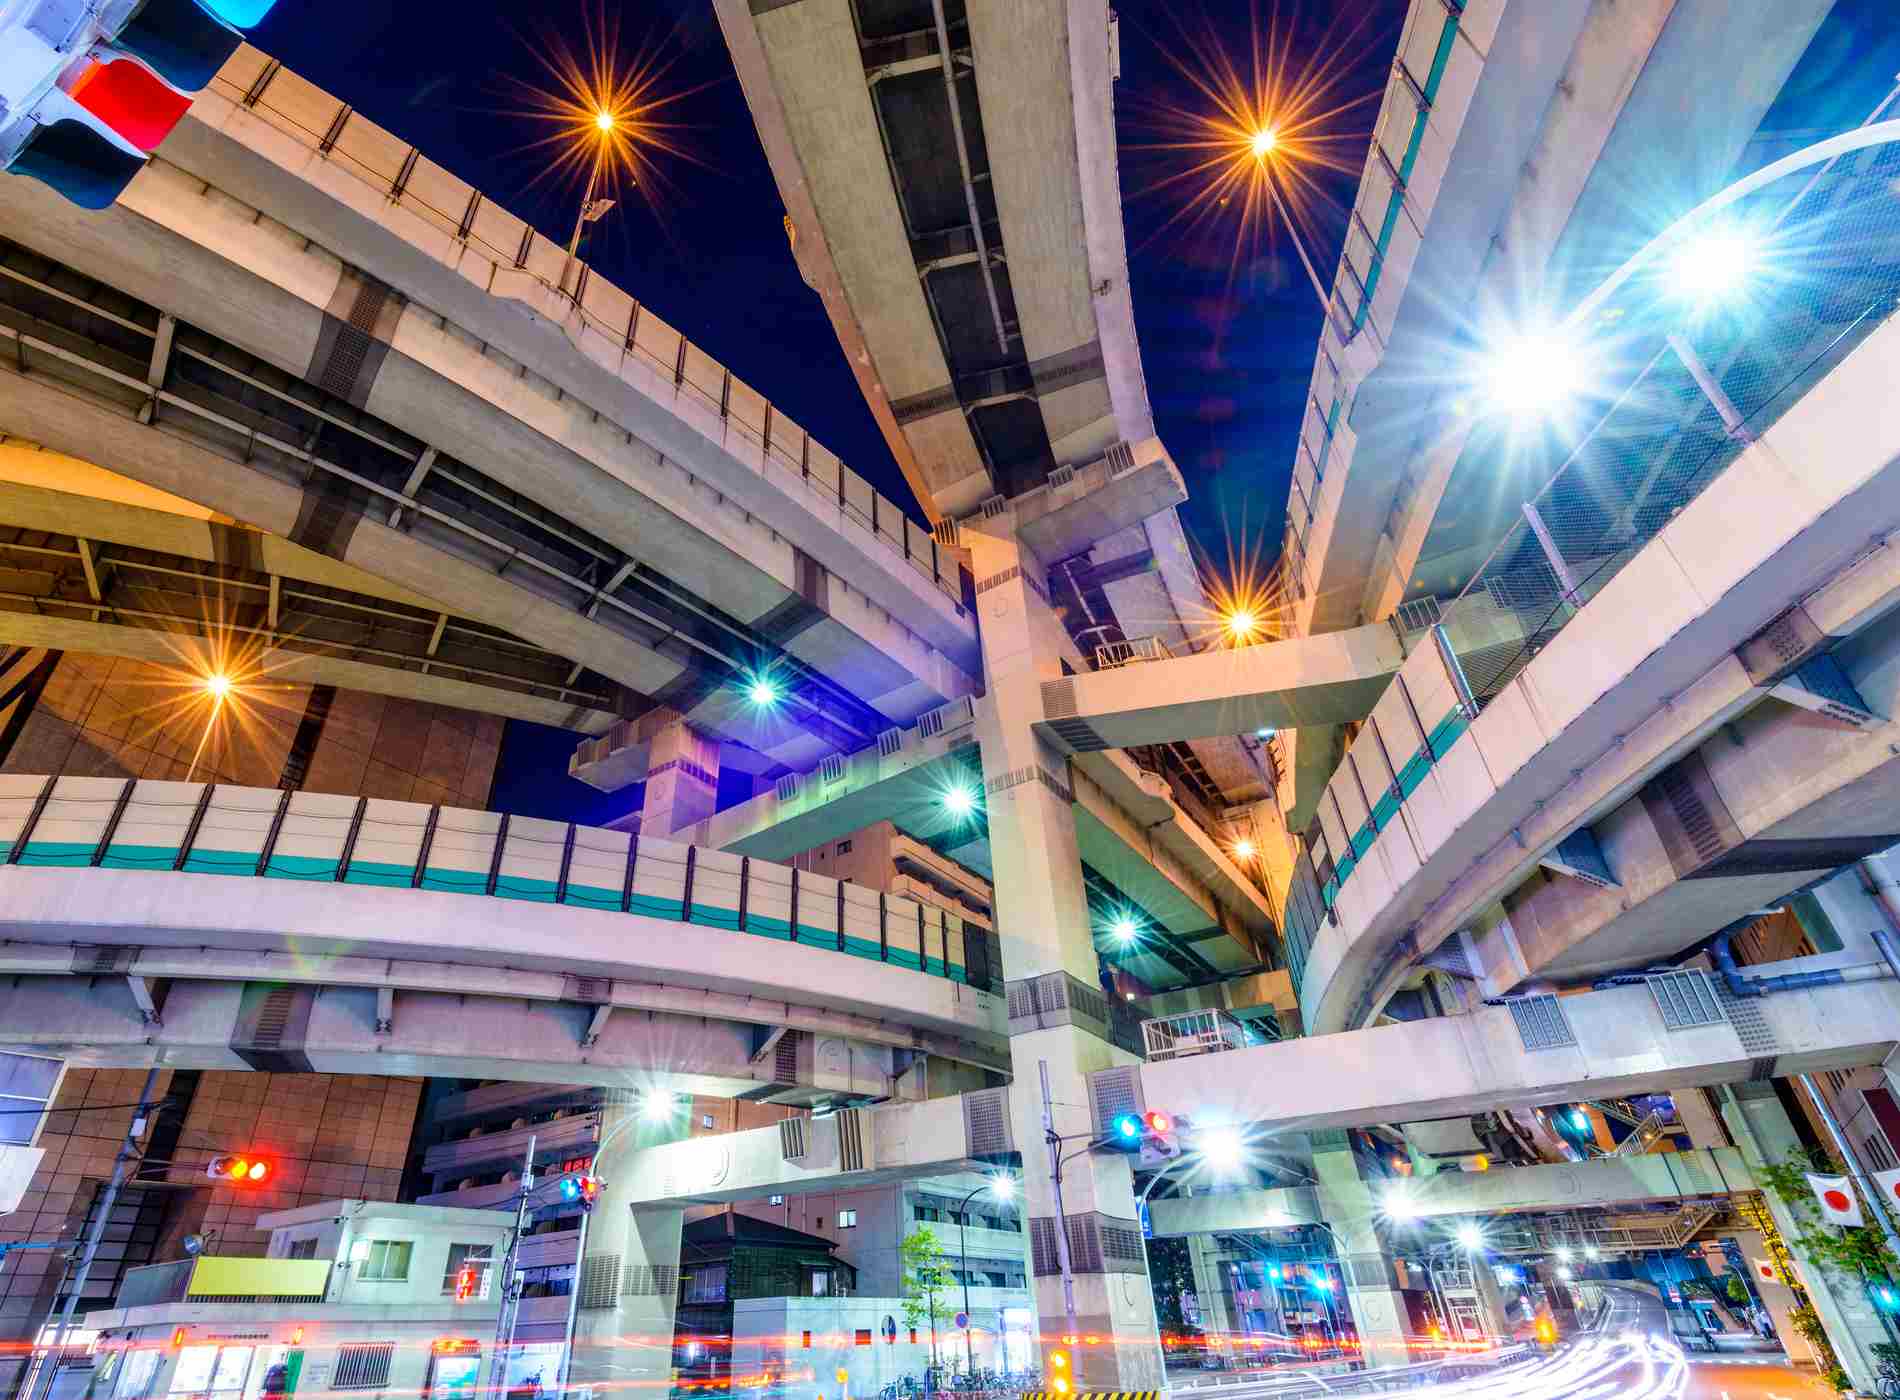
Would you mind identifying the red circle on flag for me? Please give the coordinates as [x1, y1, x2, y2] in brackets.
[1891, 1180, 1900, 1202]
[1757, 1263, 1773, 1279]
[1823, 1189, 1851, 1211]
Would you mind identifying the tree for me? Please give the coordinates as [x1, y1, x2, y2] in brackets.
[900, 1225, 952, 1366]
[1144, 1238, 1203, 1341]
[1725, 1274, 1750, 1306]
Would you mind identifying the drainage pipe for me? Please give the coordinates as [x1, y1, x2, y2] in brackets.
[1709, 919, 1893, 998]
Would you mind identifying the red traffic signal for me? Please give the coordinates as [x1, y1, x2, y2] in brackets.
[559, 1174, 601, 1206]
[453, 1266, 478, 1302]
[1143, 1110, 1173, 1135]
[207, 1154, 272, 1185]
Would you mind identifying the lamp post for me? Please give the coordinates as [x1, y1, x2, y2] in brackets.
[183, 672, 233, 783]
[955, 1175, 1015, 1377]
[560, 111, 618, 301]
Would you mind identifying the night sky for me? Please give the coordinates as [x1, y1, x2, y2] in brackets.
[239, 0, 1407, 818]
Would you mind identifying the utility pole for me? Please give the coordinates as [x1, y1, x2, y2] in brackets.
[1038, 1061, 1081, 1348]
[491, 1134, 536, 1391]
[36, 1068, 158, 1400]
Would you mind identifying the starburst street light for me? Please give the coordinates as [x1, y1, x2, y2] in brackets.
[593, 108, 615, 133]
[942, 783, 979, 819]
[1111, 915, 1138, 945]
[1250, 126, 1277, 158]
[184, 667, 244, 783]
[1233, 838, 1256, 861]
[746, 676, 782, 708]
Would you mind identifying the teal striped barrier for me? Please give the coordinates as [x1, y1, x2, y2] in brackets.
[0, 775, 993, 990]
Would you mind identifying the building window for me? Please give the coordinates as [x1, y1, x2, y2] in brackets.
[836, 840, 853, 855]
[769, 1195, 785, 1206]
[286, 1238, 319, 1260]
[810, 1268, 831, 1297]
[815, 1216, 825, 1230]
[443, 1243, 494, 1298]
[839, 1209, 857, 1228]
[801, 1332, 812, 1350]
[357, 1240, 412, 1281]
[854, 1330, 872, 1347]
[702, 1113, 716, 1129]
[333, 1345, 395, 1391]
[684, 1264, 729, 1304]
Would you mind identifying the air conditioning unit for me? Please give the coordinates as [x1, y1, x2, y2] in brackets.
[917, 696, 976, 741]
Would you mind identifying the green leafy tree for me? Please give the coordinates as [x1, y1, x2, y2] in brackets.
[1755, 1150, 1900, 1392]
[1144, 1237, 1203, 1341]
[1725, 1274, 1750, 1306]
[900, 1225, 953, 1366]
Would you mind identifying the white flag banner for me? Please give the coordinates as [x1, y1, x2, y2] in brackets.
[1874, 1166, 1900, 1213]
[1750, 1256, 1781, 1286]
[1806, 1172, 1864, 1226]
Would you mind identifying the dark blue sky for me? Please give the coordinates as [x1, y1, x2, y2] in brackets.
[240, 0, 1404, 820]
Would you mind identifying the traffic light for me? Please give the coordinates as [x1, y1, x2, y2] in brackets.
[1, 0, 280, 209]
[1046, 1347, 1070, 1396]
[206, 1154, 271, 1185]
[1100, 1109, 1177, 1156]
[559, 1174, 601, 1208]
[453, 1266, 478, 1302]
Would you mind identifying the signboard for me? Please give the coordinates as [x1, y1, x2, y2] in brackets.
[954, 1313, 969, 1331]
[429, 1356, 481, 1400]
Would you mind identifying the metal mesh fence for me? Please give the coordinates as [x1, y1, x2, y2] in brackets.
[1445, 143, 1900, 705]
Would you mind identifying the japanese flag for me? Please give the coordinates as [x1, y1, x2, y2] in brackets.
[1874, 1166, 1900, 1213]
[1806, 1172, 1864, 1226]
[1750, 1257, 1781, 1286]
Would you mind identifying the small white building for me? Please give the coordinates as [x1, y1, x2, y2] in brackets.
[77, 1201, 517, 1400]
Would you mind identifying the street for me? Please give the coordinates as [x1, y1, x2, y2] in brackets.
[1681, 1360, 1835, 1400]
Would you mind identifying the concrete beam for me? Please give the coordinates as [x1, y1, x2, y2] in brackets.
[1037, 623, 1404, 753]
[1132, 976, 1900, 1135]
[0, 865, 1004, 1064]
[1145, 1148, 1757, 1237]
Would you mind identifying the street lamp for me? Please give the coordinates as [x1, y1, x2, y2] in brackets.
[184, 670, 237, 783]
[560, 108, 620, 299]
[955, 1174, 1016, 1376]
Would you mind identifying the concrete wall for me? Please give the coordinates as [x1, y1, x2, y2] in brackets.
[730, 1295, 1030, 1394]
[0, 650, 501, 807]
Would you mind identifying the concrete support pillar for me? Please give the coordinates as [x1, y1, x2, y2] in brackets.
[1187, 1234, 1237, 1339]
[641, 714, 720, 836]
[1726, 1227, 1809, 1365]
[1671, 1085, 1730, 1151]
[965, 528, 1164, 1392]
[1721, 1082, 1889, 1390]
[1469, 1258, 1511, 1340]
[569, 1096, 687, 1394]
[1310, 1131, 1410, 1369]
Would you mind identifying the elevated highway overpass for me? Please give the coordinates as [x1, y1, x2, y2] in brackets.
[577, 970, 1896, 1212]
[0, 440, 620, 730]
[0, 43, 986, 782]
[0, 772, 1005, 1087]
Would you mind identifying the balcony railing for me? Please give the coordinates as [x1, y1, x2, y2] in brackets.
[1095, 636, 1172, 669]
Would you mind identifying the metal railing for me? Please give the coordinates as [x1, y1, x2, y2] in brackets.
[1095, 635, 1174, 669]
[1141, 1008, 1257, 1061]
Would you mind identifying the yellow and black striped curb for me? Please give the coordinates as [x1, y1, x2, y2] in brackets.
[1019, 1392, 1163, 1400]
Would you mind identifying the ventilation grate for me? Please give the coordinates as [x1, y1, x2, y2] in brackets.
[964, 1088, 1011, 1158]
[838, 1108, 867, 1172]
[1649, 970, 1726, 1031]
[820, 754, 846, 785]
[775, 774, 800, 802]
[1042, 678, 1078, 719]
[252, 987, 295, 1048]
[1048, 464, 1075, 488]
[1506, 994, 1577, 1051]
[1711, 982, 1781, 1057]
[980, 495, 1008, 519]
[1028, 1216, 1062, 1277]
[877, 728, 904, 758]
[1089, 1066, 1142, 1136]
[1346, 1253, 1392, 1288]
[918, 709, 945, 739]
[779, 1117, 807, 1160]
[1105, 441, 1137, 477]
[774, 1031, 799, 1085]
[933, 518, 961, 546]
[623, 1263, 679, 1297]
[1658, 766, 1727, 865]
[578, 1253, 620, 1309]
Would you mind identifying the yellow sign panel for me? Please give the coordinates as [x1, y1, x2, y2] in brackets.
[187, 1257, 333, 1298]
